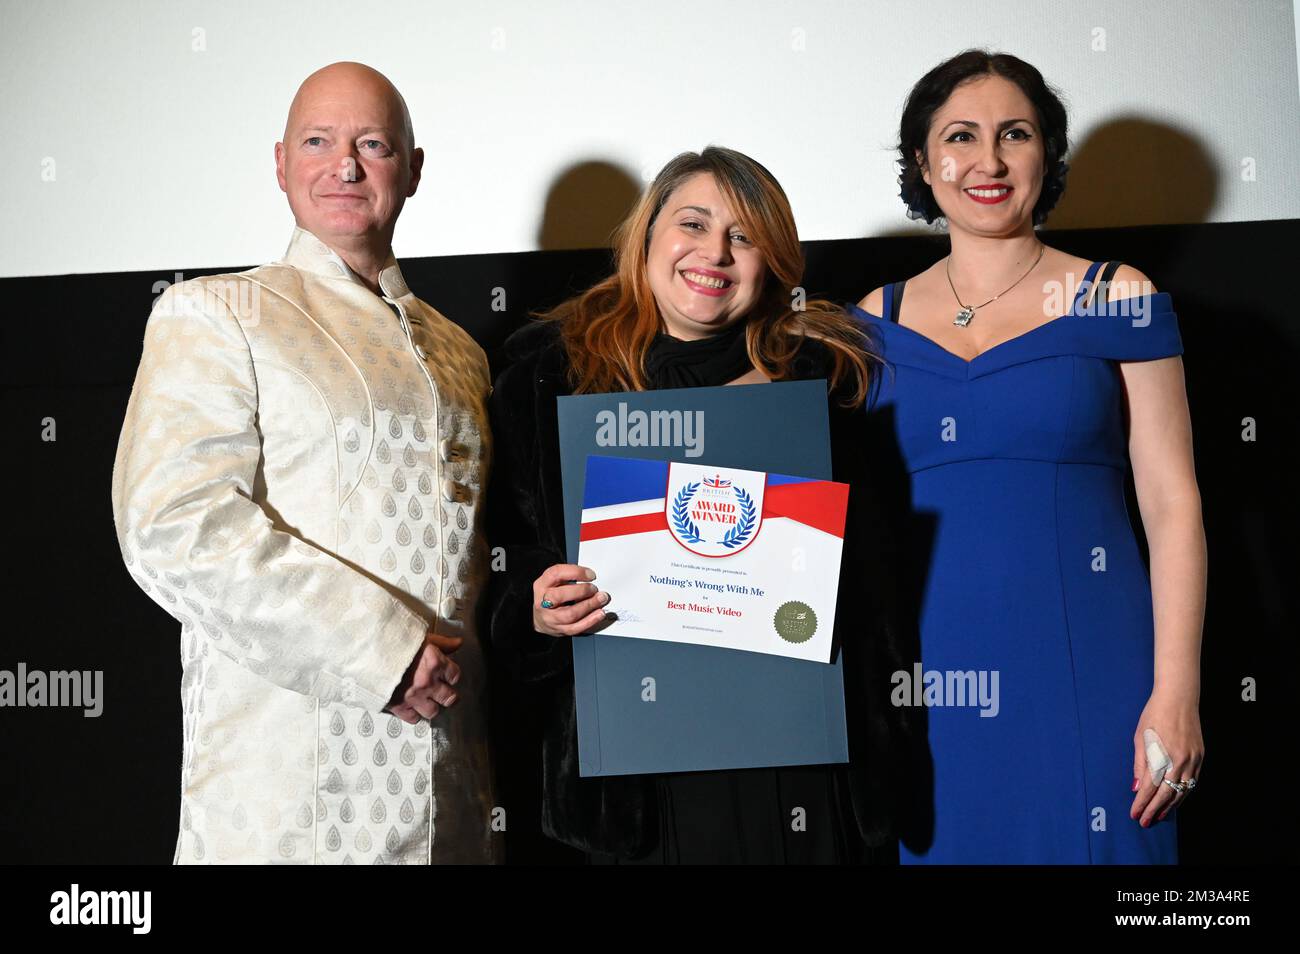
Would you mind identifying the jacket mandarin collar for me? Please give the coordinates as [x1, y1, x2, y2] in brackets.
[281, 226, 412, 300]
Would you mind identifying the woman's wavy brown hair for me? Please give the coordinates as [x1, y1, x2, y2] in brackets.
[537, 145, 877, 408]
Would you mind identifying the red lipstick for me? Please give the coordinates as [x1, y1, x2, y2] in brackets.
[963, 184, 1013, 205]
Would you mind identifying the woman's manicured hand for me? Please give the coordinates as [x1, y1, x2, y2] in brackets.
[532, 563, 611, 637]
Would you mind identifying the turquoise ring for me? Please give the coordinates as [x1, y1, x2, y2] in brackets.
[540, 599, 555, 609]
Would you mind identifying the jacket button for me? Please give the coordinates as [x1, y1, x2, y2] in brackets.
[441, 479, 470, 503]
[439, 438, 468, 462]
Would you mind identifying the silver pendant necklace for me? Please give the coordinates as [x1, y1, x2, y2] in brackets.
[946, 243, 1045, 327]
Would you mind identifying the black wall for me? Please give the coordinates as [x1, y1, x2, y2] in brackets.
[2, 218, 1296, 863]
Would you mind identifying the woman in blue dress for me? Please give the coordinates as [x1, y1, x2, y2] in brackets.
[850, 50, 1207, 863]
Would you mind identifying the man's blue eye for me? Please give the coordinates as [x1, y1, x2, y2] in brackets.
[305, 137, 323, 146]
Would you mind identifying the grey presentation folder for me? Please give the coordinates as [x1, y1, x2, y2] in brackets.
[556, 379, 849, 777]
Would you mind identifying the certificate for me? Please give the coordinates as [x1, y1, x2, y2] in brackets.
[557, 380, 849, 777]
[577, 455, 848, 663]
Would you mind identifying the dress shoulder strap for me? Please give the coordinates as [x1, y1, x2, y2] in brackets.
[1094, 260, 1123, 307]
[1069, 261, 1105, 315]
[1079, 260, 1124, 312]
[887, 281, 906, 323]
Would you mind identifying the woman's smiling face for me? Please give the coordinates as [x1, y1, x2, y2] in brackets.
[922, 73, 1046, 236]
[645, 172, 767, 341]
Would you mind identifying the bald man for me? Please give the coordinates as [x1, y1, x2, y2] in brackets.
[112, 63, 499, 863]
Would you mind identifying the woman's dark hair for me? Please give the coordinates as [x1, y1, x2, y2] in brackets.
[898, 49, 1069, 226]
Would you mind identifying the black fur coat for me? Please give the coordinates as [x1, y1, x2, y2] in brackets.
[484, 319, 919, 859]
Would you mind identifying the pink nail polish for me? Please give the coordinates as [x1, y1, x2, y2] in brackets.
[1131, 777, 1140, 792]
[1158, 809, 1169, 821]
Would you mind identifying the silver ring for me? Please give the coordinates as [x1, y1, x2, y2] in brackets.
[1182, 778, 1197, 792]
[1162, 778, 1185, 794]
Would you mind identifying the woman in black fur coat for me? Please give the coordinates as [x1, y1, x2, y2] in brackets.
[485, 145, 918, 864]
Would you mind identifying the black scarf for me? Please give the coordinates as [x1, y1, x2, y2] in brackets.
[642, 319, 754, 390]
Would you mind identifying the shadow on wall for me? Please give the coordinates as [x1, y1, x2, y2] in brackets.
[535, 161, 643, 251]
[1050, 116, 1218, 230]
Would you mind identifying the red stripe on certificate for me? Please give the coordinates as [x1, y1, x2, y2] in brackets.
[762, 481, 849, 538]
[579, 511, 669, 541]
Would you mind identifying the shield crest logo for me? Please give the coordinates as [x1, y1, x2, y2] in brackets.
[665, 462, 765, 558]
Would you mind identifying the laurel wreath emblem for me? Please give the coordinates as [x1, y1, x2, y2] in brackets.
[669, 481, 756, 549]
[720, 487, 756, 549]
[670, 481, 704, 543]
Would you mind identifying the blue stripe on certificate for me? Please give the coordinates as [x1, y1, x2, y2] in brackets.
[581, 456, 669, 508]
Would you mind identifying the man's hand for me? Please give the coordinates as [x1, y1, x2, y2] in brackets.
[385, 631, 462, 725]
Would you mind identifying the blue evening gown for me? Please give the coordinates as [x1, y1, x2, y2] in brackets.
[850, 260, 1180, 864]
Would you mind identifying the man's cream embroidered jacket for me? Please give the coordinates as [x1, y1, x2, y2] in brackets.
[112, 228, 498, 863]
